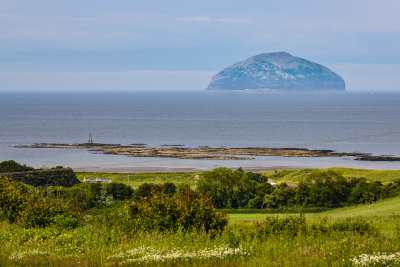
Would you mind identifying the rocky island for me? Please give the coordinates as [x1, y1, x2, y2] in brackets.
[206, 52, 345, 91]
[16, 143, 400, 161]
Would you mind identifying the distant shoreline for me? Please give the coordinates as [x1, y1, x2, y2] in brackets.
[72, 166, 301, 173]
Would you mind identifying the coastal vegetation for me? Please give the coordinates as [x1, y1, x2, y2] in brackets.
[1, 161, 400, 266]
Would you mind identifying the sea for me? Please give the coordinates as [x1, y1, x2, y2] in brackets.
[1, 91, 399, 171]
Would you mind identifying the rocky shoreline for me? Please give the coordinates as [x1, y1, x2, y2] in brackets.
[16, 143, 400, 162]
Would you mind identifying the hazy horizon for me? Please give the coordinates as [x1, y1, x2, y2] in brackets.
[1, 0, 400, 91]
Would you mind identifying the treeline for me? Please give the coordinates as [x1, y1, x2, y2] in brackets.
[0, 161, 227, 233]
[197, 167, 400, 209]
[43, 182, 180, 210]
[0, 160, 79, 187]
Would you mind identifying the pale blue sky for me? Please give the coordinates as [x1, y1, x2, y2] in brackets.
[1, 0, 400, 91]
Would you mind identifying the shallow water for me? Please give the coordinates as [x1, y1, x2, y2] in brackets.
[1, 91, 399, 170]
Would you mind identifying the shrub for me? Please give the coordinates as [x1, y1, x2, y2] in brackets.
[52, 214, 79, 229]
[0, 176, 30, 223]
[133, 183, 162, 200]
[0, 176, 77, 228]
[329, 218, 377, 235]
[17, 196, 76, 228]
[124, 189, 228, 233]
[106, 182, 134, 201]
[255, 214, 306, 240]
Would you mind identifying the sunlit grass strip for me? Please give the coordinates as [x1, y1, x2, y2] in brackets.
[108, 245, 250, 264]
[351, 252, 400, 266]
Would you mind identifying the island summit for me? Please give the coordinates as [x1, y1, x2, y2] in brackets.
[206, 52, 345, 91]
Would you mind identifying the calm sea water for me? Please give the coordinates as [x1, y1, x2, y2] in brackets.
[1, 91, 399, 170]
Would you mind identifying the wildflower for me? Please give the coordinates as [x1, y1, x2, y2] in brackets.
[351, 252, 400, 266]
[107, 245, 250, 264]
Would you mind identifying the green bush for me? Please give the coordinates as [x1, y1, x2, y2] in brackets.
[106, 182, 133, 200]
[52, 214, 79, 229]
[124, 189, 228, 233]
[17, 197, 75, 228]
[255, 214, 307, 239]
[329, 218, 377, 235]
[255, 215, 377, 241]
[0, 176, 30, 223]
[0, 176, 77, 228]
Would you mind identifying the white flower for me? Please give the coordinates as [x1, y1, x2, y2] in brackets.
[351, 252, 400, 266]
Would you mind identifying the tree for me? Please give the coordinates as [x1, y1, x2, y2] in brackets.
[197, 167, 256, 208]
[305, 170, 351, 207]
[0, 160, 34, 173]
[107, 182, 134, 200]
[264, 183, 296, 208]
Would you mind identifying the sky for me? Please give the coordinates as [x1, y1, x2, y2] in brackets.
[0, 0, 400, 91]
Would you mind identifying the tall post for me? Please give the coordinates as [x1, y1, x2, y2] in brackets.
[88, 132, 93, 144]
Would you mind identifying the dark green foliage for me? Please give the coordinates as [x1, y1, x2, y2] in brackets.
[198, 168, 400, 209]
[247, 196, 264, 209]
[133, 182, 176, 200]
[197, 167, 256, 208]
[0, 176, 77, 228]
[23, 167, 80, 187]
[247, 172, 268, 183]
[124, 189, 229, 233]
[264, 183, 296, 208]
[106, 182, 134, 200]
[305, 170, 349, 207]
[64, 184, 100, 210]
[0, 160, 34, 173]
[162, 182, 177, 196]
[349, 181, 383, 204]
[133, 183, 162, 199]
[329, 218, 377, 235]
[256, 215, 377, 241]
[312, 217, 377, 235]
[255, 182, 274, 198]
[17, 197, 74, 228]
[52, 214, 79, 229]
[255, 214, 307, 239]
[4, 164, 80, 187]
[42, 182, 135, 210]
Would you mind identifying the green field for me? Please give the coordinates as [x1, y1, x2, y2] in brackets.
[3, 196, 400, 266]
[76, 171, 197, 188]
[260, 167, 400, 184]
[77, 168, 400, 188]
[229, 196, 400, 234]
[2, 168, 400, 266]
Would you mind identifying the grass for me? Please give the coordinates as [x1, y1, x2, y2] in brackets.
[260, 167, 400, 184]
[77, 167, 400, 189]
[2, 200, 400, 266]
[3, 168, 399, 266]
[76, 172, 197, 188]
[229, 196, 400, 235]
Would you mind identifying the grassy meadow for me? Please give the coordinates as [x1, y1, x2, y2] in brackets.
[76, 172, 197, 188]
[2, 196, 400, 266]
[2, 167, 400, 266]
[76, 167, 400, 188]
[260, 168, 400, 184]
